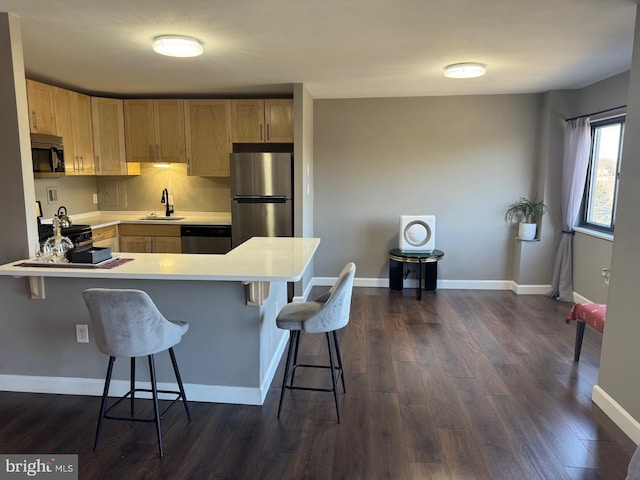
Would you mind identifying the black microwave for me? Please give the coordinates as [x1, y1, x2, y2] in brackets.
[31, 133, 65, 178]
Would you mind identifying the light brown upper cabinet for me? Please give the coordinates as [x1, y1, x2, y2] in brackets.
[185, 100, 232, 177]
[231, 99, 293, 143]
[124, 99, 186, 163]
[91, 97, 129, 175]
[265, 99, 294, 142]
[26, 80, 57, 135]
[53, 87, 95, 175]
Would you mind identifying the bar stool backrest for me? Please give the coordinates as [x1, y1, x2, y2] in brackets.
[304, 262, 356, 333]
[82, 288, 188, 358]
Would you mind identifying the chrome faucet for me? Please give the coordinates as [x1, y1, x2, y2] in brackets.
[161, 188, 174, 217]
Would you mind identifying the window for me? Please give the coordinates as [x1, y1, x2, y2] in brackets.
[581, 117, 625, 233]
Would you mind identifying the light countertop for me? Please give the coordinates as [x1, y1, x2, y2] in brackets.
[41, 211, 232, 229]
[0, 237, 320, 282]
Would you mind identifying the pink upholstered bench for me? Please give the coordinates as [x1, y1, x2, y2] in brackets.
[565, 303, 606, 361]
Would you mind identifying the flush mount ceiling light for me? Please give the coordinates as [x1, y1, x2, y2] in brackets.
[152, 35, 203, 57]
[444, 62, 487, 79]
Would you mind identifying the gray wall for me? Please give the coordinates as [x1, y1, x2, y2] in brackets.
[598, 7, 640, 430]
[293, 83, 315, 295]
[313, 94, 544, 282]
[570, 71, 629, 303]
[0, 13, 37, 263]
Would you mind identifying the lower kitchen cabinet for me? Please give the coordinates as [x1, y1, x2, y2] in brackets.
[92, 224, 118, 251]
[118, 224, 181, 253]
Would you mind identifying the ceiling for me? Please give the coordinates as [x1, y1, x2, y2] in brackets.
[0, 0, 637, 99]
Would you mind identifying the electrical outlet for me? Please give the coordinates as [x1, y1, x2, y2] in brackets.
[76, 324, 89, 343]
[93, 193, 98, 204]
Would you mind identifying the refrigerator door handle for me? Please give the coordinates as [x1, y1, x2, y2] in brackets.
[234, 196, 288, 204]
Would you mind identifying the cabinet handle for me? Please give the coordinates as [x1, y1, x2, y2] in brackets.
[266, 123, 270, 141]
[96, 155, 100, 173]
[187, 157, 191, 175]
[31, 110, 37, 131]
[260, 124, 263, 141]
[79, 154, 84, 172]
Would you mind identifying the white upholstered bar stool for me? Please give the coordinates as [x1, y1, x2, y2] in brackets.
[276, 262, 356, 422]
[82, 288, 191, 458]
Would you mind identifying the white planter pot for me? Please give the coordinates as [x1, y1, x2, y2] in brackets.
[518, 222, 537, 241]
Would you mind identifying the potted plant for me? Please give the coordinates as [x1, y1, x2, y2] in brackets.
[505, 196, 548, 241]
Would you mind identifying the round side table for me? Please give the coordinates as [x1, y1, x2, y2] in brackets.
[388, 248, 444, 300]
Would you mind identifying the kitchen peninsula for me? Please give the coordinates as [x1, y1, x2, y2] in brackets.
[0, 237, 320, 405]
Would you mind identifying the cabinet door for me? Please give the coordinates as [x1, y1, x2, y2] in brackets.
[72, 92, 95, 175]
[119, 235, 149, 253]
[93, 237, 119, 251]
[152, 236, 182, 253]
[265, 99, 294, 143]
[231, 99, 264, 142]
[155, 100, 186, 163]
[53, 87, 78, 174]
[92, 97, 127, 175]
[185, 100, 232, 177]
[124, 99, 155, 162]
[92, 225, 117, 243]
[26, 80, 57, 134]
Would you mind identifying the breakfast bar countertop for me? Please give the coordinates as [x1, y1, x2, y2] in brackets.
[0, 237, 320, 283]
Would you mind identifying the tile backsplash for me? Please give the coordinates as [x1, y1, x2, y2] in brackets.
[96, 163, 231, 213]
[35, 163, 230, 218]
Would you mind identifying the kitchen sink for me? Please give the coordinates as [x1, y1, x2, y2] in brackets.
[139, 216, 185, 221]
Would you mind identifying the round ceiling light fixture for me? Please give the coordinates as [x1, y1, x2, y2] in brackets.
[444, 62, 486, 79]
[152, 35, 204, 57]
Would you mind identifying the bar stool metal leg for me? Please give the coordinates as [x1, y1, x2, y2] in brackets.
[169, 348, 192, 421]
[278, 331, 297, 419]
[147, 354, 164, 458]
[130, 358, 136, 417]
[326, 332, 341, 423]
[290, 330, 302, 387]
[333, 331, 346, 393]
[94, 356, 115, 452]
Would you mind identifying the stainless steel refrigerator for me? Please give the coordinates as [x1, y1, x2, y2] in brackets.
[231, 152, 293, 247]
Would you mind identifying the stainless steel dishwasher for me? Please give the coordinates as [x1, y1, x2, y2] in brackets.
[180, 225, 232, 254]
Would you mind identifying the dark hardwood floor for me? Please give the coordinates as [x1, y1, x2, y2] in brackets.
[0, 288, 636, 479]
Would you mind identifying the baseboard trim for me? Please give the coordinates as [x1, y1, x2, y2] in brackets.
[592, 384, 640, 444]
[0, 374, 267, 406]
[310, 276, 549, 294]
[572, 292, 592, 304]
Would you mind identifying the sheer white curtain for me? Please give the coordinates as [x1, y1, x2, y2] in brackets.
[547, 118, 592, 302]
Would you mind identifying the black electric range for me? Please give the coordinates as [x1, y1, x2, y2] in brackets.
[38, 223, 93, 248]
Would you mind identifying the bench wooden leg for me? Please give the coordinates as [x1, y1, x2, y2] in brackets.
[574, 322, 586, 362]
